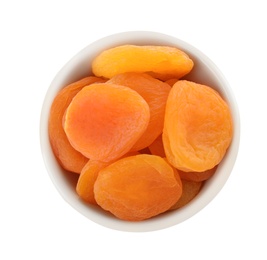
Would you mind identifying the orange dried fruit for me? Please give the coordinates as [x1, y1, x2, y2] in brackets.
[108, 72, 171, 150]
[178, 166, 217, 182]
[48, 76, 106, 173]
[64, 83, 150, 162]
[148, 135, 166, 157]
[92, 45, 194, 80]
[76, 160, 109, 204]
[170, 180, 203, 210]
[163, 80, 233, 172]
[165, 78, 178, 87]
[76, 151, 140, 204]
[94, 154, 182, 221]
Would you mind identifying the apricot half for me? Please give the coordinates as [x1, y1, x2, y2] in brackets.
[163, 80, 233, 172]
[76, 160, 109, 204]
[92, 45, 194, 80]
[108, 72, 171, 150]
[94, 154, 182, 221]
[178, 166, 217, 182]
[48, 76, 105, 173]
[170, 180, 203, 210]
[76, 151, 140, 204]
[64, 83, 150, 162]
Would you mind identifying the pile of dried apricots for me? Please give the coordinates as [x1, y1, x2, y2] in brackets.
[49, 44, 233, 221]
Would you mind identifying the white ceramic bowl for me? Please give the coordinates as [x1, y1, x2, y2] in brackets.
[40, 31, 240, 232]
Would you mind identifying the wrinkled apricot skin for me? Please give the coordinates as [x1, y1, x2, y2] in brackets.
[76, 160, 109, 204]
[48, 76, 106, 173]
[94, 154, 182, 221]
[163, 80, 233, 172]
[64, 83, 150, 162]
[76, 151, 140, 204]
[170, 180, 203, 210]
[178, 166, 217, 182]
[108, 72, 171, 150]
[92, 45, 194, 81]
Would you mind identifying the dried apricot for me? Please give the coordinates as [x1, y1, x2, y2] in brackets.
[170, 180, 203, 210]
[92, 45, 194, 80]
[94, 154, 182, 221]
[108, 72, 171, 150]
[76, 151, 140, 204]
[165, 78, 178, 87]
[163, 80, 232, 172]
[48, 76, 105, 173]
[148, 135, 166, 157]
[178, 166, 217, 182]
[76, 160, 109, 204]
[64, 83, 150, 162]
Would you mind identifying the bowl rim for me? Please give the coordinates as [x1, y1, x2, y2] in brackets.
[40, 31, 240, 232]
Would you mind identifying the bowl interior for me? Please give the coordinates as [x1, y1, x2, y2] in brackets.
[40, 31, 240, 232]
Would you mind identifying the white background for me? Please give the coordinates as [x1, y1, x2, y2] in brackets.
[1, 0, 266, 259]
